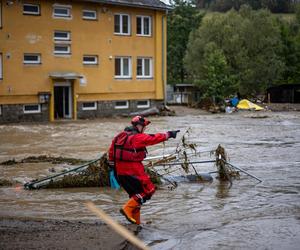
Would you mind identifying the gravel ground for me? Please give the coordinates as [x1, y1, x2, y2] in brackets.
[0, 218, 141, 250]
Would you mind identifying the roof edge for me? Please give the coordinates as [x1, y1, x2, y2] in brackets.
[83, 0, 173, 11]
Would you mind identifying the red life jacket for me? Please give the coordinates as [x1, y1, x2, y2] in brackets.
[112, 131, 147, 162]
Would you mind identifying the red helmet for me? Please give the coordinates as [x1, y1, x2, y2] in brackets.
[131, 116, 151, 127]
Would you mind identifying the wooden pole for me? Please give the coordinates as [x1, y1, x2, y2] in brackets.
[85, 202, 150, 250]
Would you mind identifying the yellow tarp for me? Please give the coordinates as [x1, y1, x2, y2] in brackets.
[237, 99, 264, 111]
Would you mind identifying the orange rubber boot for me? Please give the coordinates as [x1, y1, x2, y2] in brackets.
[120, 198, 139, 224]
[132, 206, 141, 225]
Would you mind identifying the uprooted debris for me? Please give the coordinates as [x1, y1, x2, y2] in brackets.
[24, 153, 162, 189]
[129, 105, 176, 117]
[214, 145, 239, 183]
[0, 179, 14, 187]
[23, 129, 246, 190]
[45, 154, 110, 188]
[0, 155, 88, 166]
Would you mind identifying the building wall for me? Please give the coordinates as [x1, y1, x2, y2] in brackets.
[77, 99, 162, 119]
[0, 0, 167, 123]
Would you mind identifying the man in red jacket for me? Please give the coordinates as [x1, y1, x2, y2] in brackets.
[108, 115, 179, 225]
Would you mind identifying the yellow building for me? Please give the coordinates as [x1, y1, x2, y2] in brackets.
[0, 0, 170, 123]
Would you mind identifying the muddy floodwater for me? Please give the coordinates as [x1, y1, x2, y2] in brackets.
[0, 108, 300, 249]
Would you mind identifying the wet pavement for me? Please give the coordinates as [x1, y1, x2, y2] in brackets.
[0, 108, 300, 249]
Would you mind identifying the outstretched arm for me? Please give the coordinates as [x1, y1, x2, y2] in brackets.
[131, 133, 168, 148]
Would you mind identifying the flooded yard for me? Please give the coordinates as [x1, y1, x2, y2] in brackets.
[0, 108, 300, 249]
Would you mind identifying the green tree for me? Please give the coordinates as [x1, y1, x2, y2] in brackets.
[167, 0, 204, 84]
[197, 43, 238, 103]
[278, 6, 300, 83]
[184, 6, 284, 97]
[197, 0, 295, 13]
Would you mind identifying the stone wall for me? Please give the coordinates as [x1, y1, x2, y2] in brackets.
[77, 100, 163, 119]
[0, 104, 49, 124]
[0, 100, 164, 123]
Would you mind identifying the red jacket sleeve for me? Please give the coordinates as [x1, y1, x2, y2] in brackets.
[131, 133, 168, 148]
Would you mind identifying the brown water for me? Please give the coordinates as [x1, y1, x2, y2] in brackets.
[1, 110, 300, 249]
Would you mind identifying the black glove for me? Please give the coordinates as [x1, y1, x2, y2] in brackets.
[168, 130, 180, 139]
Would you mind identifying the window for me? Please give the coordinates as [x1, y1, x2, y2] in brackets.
[137, 100, 150, 109]
[82, 102, 97, 110]
[53, 5, 71, 18]
[54, 31, 70, 41]
[137, 58, 152, 78]
[115, 101, 129, 109]
[23, 104, 41, 114]
[23, 53, 41, 64]
[83, 55, 98, 65]
[54, 44, 71, 55]
[0, 53, 2, 79]
[23, 3, 40, 15]
[82, 10, 97, 20]
[115, 57, 131, 78]
[114, 14, 130, 35]
[136, 16, 151, 36]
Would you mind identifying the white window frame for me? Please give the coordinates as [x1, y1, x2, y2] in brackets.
[54, 44, 71, 55]
[82, 10, 97, 20]
[54, 31, 71, 41]
[53, 4, 72, 19]
[0, 53, 2, 79]
[82, 102, 97, 110]
[115, 101, 129, 109]
[23, 53, 41, 64]
[23, 104, 41, 114]
[137, 57, 153, 78]
[137, 100, 150, 109]
[136, 16, 151, 36]
[114, 14, 130, 35]
[83, 55, 98, 65]
[23, 3, 40, 15]
[115, 57, 132, 79]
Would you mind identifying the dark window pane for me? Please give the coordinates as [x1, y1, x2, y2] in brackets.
[83, 11, 96, 18]
[83, 102, 95, 108]
[55, 45, 68, 52]
[144, 59, 150, 76]
[115, 58, 121, 75]
[123, 58, 129, 75]
[116, 101, 127, 106]
[54, 31, 69, 39]
[114, 15, 120, 33]
[83, 56, 96, 62]
[138, 100, 148, 106]
[137, 17, 142, 34]
[24, 55, 38, 61]
[23, 5, 39, 14]
[54, 8, 69, 16]
[144, 17, 150, 35]
[24, 105, 39, 111]
[137, 59, 143, 76]
[122, 15, 128, 34]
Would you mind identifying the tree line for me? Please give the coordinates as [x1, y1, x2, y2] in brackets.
[167, 0, 300, 102]
[194, 0, 298, 13]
